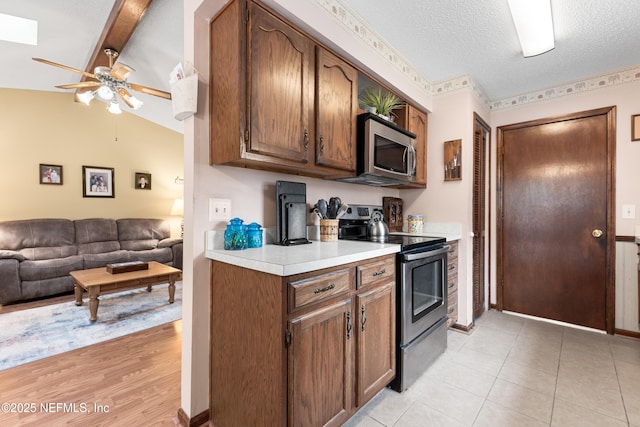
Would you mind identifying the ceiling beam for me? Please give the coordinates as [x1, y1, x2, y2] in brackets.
[76, 0, 153, 98]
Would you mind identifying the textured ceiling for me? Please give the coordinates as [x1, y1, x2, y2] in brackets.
[341, 0, 640, 100]
[1, 0, 639, 132]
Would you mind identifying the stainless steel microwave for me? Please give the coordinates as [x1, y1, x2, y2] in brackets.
[335, 113, 417, 186]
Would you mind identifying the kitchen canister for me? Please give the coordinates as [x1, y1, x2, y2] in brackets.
[224, 217, 247, 250]
[246, 222, 263, 248]
[407, 214, 424, 234]
[319, 219, 339, 242]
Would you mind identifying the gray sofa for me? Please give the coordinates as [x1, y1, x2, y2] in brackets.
[0, 218, 183, 305]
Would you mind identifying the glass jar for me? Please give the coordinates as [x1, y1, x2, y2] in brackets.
[224, 217, 247, 250]
[407, 214, 424, 234]
[246, 222, 263, 248]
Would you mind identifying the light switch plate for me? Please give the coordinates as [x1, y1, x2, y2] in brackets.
[210, 198, 232, 221]
[622, 204, 635, 219]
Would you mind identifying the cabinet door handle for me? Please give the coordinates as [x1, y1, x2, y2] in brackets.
[372, 268, 386, 277]
[319, 135, 325, 153]
[361, 305, 367, 332]
[303, 128, 309, 151]
[313, 283, 335, 294]
[346, 311, 352, 339]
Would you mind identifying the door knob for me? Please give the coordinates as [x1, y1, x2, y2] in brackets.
[592, 229, 603, 238]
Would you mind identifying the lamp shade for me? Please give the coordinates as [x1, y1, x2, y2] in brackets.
[171, 198, 184, 216]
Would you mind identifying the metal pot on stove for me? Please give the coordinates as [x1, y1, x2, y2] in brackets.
[367, 210, 389, 242]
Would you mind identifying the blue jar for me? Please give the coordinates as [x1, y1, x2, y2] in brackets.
[224, 218, 247, 250]
[247, 222, 263, 248]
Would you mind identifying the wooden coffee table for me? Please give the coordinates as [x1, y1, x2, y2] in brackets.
[71, 261, 182, 322]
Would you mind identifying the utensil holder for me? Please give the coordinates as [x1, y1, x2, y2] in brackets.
[320, 219, 339, 242]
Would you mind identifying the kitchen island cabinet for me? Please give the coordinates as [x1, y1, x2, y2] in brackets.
[210, 0, 357, 178]
[210, 254, 396, 426]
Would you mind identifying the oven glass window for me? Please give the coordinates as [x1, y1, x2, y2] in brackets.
[374, 134, 408, 174]
[411, 258, 444, 321]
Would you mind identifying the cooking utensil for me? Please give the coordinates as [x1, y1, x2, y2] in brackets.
[336, 203, 349, 219]
[328, 197, 341, 219]
[317, 199, 328, 219]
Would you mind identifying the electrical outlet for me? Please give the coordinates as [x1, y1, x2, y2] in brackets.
[210, 198, 232, 221]
[622, 204, 636, 219]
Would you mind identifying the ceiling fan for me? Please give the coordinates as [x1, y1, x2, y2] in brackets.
[33, 48, 171, 114]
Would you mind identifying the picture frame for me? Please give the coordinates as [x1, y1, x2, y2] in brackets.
[444, 139, 462, 181]
[82, 166, 114, 198]
[39, 164, 63, 185]
[134, 172, 152, 190]
[632, 114, 640, 141]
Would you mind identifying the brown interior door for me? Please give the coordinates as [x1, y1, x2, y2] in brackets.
[498, 107, 615, 331]
[473, 113, 490, 320]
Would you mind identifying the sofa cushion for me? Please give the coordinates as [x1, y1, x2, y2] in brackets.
[19, 255, 84, 281]
[117, 218, 170, 240]
[82, 250, 130, 269]
[0, 219, 77, 260]
[75, 219, 121, 254]
[129, 248, 173, 265]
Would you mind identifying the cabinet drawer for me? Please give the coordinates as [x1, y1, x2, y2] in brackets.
[357, 256, 395, 289]
[448, 242, 459, 261]
[447, 260, 458, 278]
[447, 276, 458, 295]
[288, 268, 353, 312]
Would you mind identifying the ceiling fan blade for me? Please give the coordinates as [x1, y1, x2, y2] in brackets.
[55, 82, 101, 90]
[32, 58, 97, 79]
[110, 63, 134, 81]
[117, 88, 135, 109]
[129, 83, 172, 100]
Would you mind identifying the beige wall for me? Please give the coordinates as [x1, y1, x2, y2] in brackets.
[0, 88, 184, 236]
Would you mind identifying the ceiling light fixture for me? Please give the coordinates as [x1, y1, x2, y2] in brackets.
[107, 101, 122, 115]
[97, 84, 114, 101]
[507, 0, 555, 57]
[77, 90, 94, 106]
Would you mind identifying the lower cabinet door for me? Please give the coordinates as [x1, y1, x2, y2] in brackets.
[355, 282, 396, 406]
[288, 298, 353, 427]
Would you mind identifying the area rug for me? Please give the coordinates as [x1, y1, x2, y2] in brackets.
[0, 281, 182, 371]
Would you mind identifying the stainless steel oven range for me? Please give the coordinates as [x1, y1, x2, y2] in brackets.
[338, 205, 449, 392]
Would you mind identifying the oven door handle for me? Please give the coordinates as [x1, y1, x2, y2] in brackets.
[402, 244, 450, 262]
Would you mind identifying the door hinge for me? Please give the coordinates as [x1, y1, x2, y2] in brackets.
[284, 328, 291, 348]
[244, 4, 249, 22]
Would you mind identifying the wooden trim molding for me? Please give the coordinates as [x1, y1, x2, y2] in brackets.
[177, 408, 210, 427]
[450, 322, 475, 334]
[615, 329, 640, 339]
[616, 235, 636, 242]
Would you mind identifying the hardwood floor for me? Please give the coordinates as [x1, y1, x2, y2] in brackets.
[0, 319, 183, 426]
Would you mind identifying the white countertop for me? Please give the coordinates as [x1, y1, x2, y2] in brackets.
[206, 231, 400, 276]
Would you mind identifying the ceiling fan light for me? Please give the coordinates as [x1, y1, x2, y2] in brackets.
[508, 0, 555, 57]
[128, 95, 143, 110]
[107, 101, 122, 114]
[77, 90, 94, 105]
[97, 84, 114, 101]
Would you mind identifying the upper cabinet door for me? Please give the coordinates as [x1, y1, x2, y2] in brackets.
[315, 47, 357, 172]
[407, 105, 428, 186]
[248, 2, 314, 163]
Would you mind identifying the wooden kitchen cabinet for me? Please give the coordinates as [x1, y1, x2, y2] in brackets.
[210, 254, 396, 426]
[447, 241, 459, 327]
[315, 47, 358, 172]
[395, 104, 428, 187]
[210, 0, 356, 178]
[288, 299, 352, 427]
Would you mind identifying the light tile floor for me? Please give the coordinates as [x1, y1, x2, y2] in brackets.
[345, 310, 640, 427]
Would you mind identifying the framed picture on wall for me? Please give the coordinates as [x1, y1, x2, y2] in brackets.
[632, 114, 640, 141]
[134, 172, 152, 190]
[39, 164, 63, 185]
[83, 166, 114, 198]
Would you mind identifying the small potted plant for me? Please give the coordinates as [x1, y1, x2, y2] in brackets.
[359, 87, 404, 121]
